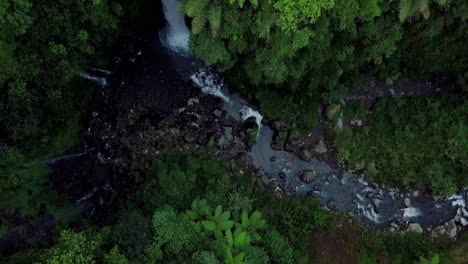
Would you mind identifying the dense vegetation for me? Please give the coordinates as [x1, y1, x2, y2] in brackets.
[181, 0, 466, 129]
[179, 0, 467, 193]
[4, 154, 457, 263]
[0, 0, 466, 263]
[335, 95, 467, 195]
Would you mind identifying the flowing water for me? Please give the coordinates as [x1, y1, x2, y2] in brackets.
[159, 0, 468, 233]
[160, 0, 190, 53]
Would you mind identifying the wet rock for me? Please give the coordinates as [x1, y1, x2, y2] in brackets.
[300, 170, 318, 183]
[270, 156, 277, 162]
[183, 132, 196, 143]
[314, 138, 328, 154]
[197, 133, 209, 145]
[408, 223, 423, 233]
[273, 120, 290, 131]
[272, 131, 288, 150]
[268, 179, 278, 189]
[461, 217, 468, 226]
[300, 149, 312, 161]
[340, 177, 347, 185]
[313, 184, 321, 191]
[213, 109, 223, 118]
[187, 98, 199, 106]
[278, 172, 287, 179]
[404, 198, 411, 207]
[327, 200, 336, 209]
[449, 225, 457, 239]
[366, 192, 374, 199]
[373, 198, 382, 208]
[217, 126, 233, 149]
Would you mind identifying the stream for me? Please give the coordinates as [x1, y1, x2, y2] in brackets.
[156, 0, 468, 236]
[67, 0, 468, 239]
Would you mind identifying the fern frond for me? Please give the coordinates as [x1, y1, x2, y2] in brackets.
[192, 14, 207, 34]
[177, 0, 188, 14]
[185, 0, 208, 17]
[399, 0, 413, 22]
[208, 5, 222, 37]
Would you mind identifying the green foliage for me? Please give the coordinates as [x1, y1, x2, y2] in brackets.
[362, 231, 437, 264]
[112, 210, 152, 258]
[104, 247, 128, 264]
[40, 230, 100, 264]
[265, 197, 335, 244]
[182, 0, 465, 139]
[144, 154, 253, 212]
[335, 96, 467, 194]
[0, 0, 120, 147]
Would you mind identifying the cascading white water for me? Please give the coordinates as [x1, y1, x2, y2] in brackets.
[79, 73, 108, 87]
[160, 0, 190, 53]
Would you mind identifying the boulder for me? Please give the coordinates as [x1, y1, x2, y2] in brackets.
[408, 223, 423, 234]
[217, 126, 233, 149]
[273, 120, 290, 131]
[373, 198, 382, 208]
[272, 131, 288, 150]
[187, 98, 199, 106]
[404, 197, 411, 207]
[449, 225, 458, 239]
[314, 138, 328, 154]
[300, 170, 318, 183]
[213, 109, 223, 118]
[183, 132, 196, 143]
[300, 149, 312, 161]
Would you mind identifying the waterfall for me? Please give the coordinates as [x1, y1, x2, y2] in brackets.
[160, 0, 190, 53]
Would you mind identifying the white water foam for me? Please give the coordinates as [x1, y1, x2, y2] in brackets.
[79, 73, 108, 87]
[402, 207, 422, 219]
[240, 105, 263, 130]
[357, 203, 383, 223]
[190, 71, 230, 103]
[448, 195, 466, 207]
[160, 0, 190, 53]
[91, 68, 112, 75]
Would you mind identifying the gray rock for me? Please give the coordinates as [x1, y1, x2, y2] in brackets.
[366, 192, 374, 199]
[213, 109, 223, 118]
[314, 138, 328, 154]
[449, 225, 458, 239]
[413, 190, 420, 197]
[300, 170, 318, 183]
[217, 126, 233, 149]
[278, 172, 286, 179]
[455, 215, 461, 222]
[270, 156, 277, 162]
[187, 98, 199, 105]
[273, 120, 290, 131]
[373, 198, 382, 208]
[183, 132, 196, 143]
[461, 217, 468, 226]
[404, 197, 411, 207]
[408, 223, 423, 233]
[340, 177, 347, 185]
[300, 149, 312, 161]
